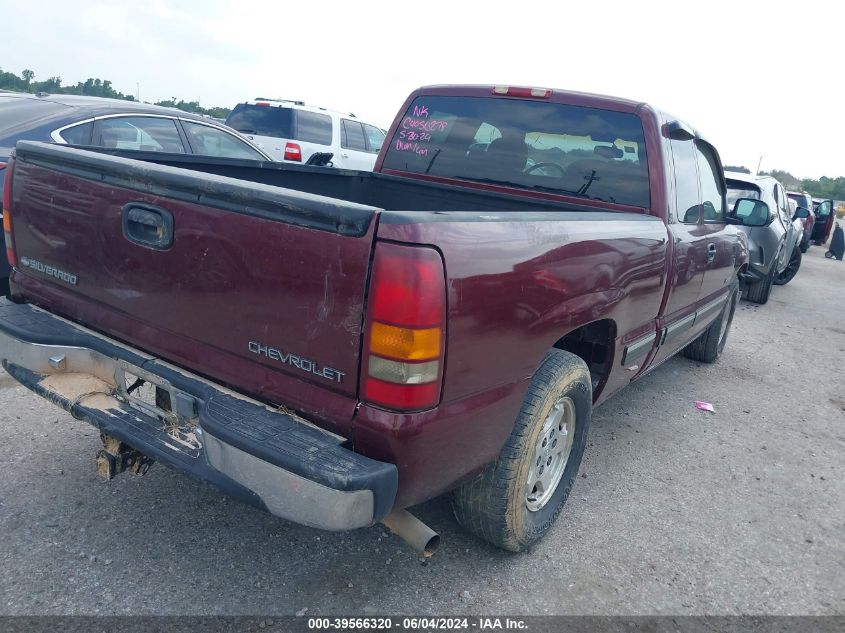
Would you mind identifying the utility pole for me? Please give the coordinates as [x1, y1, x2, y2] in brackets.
[756, 156, 763, 175]
[136, 83, 140, 101]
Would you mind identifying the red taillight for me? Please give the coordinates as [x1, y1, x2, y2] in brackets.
[492, 86, 552, 99]
[284, 142, 302, 162]
[255, 101, 271, 107]
[2, 158, 15, 267]
[362, 242, 446, 411]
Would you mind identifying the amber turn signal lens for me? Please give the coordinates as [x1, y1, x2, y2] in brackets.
[369, 322, 441, 361]
[2, 211, 10, 233]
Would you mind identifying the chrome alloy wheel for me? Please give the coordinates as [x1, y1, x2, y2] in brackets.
[525, 395, 576, 512]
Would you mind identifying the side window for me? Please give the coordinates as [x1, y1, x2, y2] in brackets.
[695, 142, 725, 223]
[295, 110, 332, 145]
[362, 123, 385, 153]
[341, 119, 367, 151]
[95, 117, 185, 153]
[775, 185, 790, 225]
[816, 200, 832, 218]
[59, 122, 93, 145]
[670, 139, 700, 224]
[181, 121, 265, 160]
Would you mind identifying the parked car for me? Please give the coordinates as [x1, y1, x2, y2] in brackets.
[1, 84, 747, 554]
[0, 92, 273, 296]
[811, 198, 836, 245]
[225, 98, 386, 170]
[725, 172, 806, 301]
[787, 190, 815, 252]
[0, 93, 271, 160]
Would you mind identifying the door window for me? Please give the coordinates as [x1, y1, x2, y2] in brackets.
[695, 142, 725, 223]
[775, 184, 791, 226]
[181, 121, 266, 160]
[95, 117, 185, 153]
[363, 123, 385, 153]
[341, 119, 367, 151]
[816, 200, 832, 217]
[671, 139, 700, 224]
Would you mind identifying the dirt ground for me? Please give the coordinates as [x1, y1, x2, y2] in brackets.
[1, 246, 843, 616]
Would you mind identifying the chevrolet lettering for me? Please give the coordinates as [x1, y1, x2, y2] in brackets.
[248, 341, 345, 383]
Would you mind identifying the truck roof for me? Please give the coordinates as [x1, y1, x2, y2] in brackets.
[410, 85, 711, 144]
[724, 171, 780, 187]
[414, 84, 647, 114]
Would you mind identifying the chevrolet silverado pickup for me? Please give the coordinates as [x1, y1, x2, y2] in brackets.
[0, 85, 748, 553]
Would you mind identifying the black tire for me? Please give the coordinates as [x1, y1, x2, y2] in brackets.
[774, 247, 801, 285]
[742, 263, 775, 304]
[683, 282, 739, 363]
[451, 349, 591, 552]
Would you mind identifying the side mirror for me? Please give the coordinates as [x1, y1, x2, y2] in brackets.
[793, 206, 810, 220]
[731, 198, 771, 227]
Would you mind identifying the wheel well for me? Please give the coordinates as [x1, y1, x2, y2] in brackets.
[552, 319, 615, 401]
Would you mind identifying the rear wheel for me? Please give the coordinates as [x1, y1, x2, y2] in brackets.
[451, 349, 591, 552]
[683, 282, 739, 363]
[774, 247, 801, 285]
[742, 263, 775, 304]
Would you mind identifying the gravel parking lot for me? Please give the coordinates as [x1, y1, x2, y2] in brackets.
[1, 247, 843, 616]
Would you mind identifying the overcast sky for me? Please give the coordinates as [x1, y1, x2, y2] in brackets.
[2, 0, 842, 178]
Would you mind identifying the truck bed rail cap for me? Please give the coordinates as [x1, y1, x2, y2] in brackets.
[13, 141, 379, 237]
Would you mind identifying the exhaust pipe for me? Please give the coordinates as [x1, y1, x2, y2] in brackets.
[381, 509, 440, 557]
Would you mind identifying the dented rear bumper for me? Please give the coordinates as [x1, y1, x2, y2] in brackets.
[0, 299, 397, 531]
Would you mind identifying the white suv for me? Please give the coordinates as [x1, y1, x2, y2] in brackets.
[225, 98, 385, 170]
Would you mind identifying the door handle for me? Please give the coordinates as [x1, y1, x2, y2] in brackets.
[707, 243, 717, 262]
[122, 204, 174, 250]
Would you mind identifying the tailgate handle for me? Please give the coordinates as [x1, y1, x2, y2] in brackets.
[122, 204, 174, 250]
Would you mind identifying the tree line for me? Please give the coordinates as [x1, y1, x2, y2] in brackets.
[724, 165, 845, 201]
[0, 68, 231, 120]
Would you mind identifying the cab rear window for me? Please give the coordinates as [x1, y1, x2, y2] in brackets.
[381, 95, 650, 207]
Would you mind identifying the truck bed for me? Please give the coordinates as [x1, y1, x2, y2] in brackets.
[81, 146, 646, 215]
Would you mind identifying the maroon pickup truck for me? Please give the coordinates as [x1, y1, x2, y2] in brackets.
[0, 85, 747, 553]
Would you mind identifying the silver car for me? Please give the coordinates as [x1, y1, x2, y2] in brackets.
[725, 171, 807, 304]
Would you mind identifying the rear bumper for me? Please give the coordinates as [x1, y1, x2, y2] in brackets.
[0, 299, 397, 531]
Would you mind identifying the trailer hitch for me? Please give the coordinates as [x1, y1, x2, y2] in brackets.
[95, 431, 154, 480]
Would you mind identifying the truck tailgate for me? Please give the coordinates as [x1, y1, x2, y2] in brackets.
[8, 142, 379, 433]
